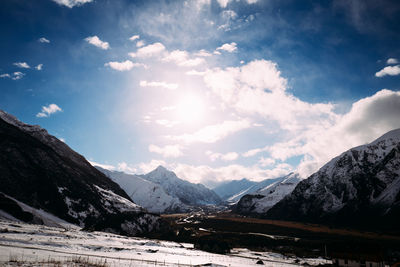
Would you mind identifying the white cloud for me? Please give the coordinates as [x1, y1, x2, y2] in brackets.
[206, 151, 239, 161]
[117, 162, 138, 174]
[52, 0, 93, 8]
[35, 64, 43, 70]
[216, 42, 237, 53]
[104, 60, 144, 71]
[186, 70, 206, 76]
[36, 104, 62, 118]
[129, 42, 165, 58]
[375, 65, 400, 77]
[85, 36, 110, 50]
[216, 0, 231, 8]
[258, 157, 275, 167]
[169, 119, 251, 143]
[89, 160, 116, 171]
[275, 89, 400, 178]
[149, 144, 184, 158]
[203, 59, 336, 131]
[139, 80, 178, 90]
[129, 35, 140, 41]
[136, 159, 167, 174]
[246, 0, 258, 3]
[0, 73, 10, 78]
[194, 49, 212, 57]
[13, 62, 30, 69]
[163, 50, 205, 67]
[11, 72, 24, 80]
[221, 10, 237, 20]
[387, 58, 399, 64]
[136, 40, 145, 47]
[38, 37, 50, 43]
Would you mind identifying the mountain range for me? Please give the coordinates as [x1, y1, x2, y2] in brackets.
[1, 108, 399, 233]
[234, 173, 301, 214]
[266, 129, 400, 231]
[96, 166, 189, 213]
[214, 177, 286, 203]
[0, 110, 164, 236]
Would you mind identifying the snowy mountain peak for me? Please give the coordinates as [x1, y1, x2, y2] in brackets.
[235, 173, 301, 214]
[155, 165, 168, 172]
[266, 128, 400, 231]
[370, 128, 400, 145]
[140, 166, 222, 206]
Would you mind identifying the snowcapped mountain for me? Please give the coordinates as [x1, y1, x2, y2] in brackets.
[0, 110, 164, 236]
[234, 173, 301, 214]
[139, 166, 222, 206]
[213, 178, 257, 200]
[267, 128, 400, 231]
[215, 177, 285, 203]
[96, 166, 188, 213]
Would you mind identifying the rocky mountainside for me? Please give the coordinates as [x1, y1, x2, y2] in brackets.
[234, 173, 300, 214]
[266, 129, 400, 231]
[96, 166, 189, 213]
[0, 110, 164, 236]
[139, 166, 222, 206]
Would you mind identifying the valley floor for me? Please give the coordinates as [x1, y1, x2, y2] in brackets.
[0, 220, 330, 267]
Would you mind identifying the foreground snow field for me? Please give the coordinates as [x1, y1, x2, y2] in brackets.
[0, 220, 330, 267]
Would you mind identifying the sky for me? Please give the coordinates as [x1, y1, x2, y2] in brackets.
[1, 0, 400, 188]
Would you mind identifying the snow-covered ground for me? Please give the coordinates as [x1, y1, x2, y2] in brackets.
[0, 220, 331, 267]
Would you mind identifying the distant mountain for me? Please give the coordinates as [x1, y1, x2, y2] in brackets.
[235, 173, 300, 214]
[0, 110, 164, 236]
[96, 166, 189, 213]
[213, 178, 257, 200]
[139, 166, 222, 206]
[216, 177, 285, 203]
[267, 129, 400, 231]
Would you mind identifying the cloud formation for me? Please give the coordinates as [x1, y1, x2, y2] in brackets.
[375, 65, 400, 77]
[204, 59, 336, 131]
[148, 144, 183, 158]
[139, 80, 178, 90]
[35, 64, 43, 70]
[216, 42, 237, 53]
[163, 50, 205, 67]
[129, 35, 140, 41]
[129, 42, 165, 58]
[38, 37, 50, 43]
[12, 72, 24, 80]
[85, 36, 110, 50]
[387, 58, 399, 64]
[13, 62, 30, 69]
[52, 0, 93, 8]
[36, 104, 62, 118]
[105, 60, 144, 71]
[170, 119, 251, 143]
[206, 151, 239, 161]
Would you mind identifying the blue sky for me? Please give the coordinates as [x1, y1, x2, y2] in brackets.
[1, 0, 400, 187]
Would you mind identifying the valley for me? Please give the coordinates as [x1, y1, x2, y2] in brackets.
[0, 219, 330, 266]
[162, 212, 400, 264]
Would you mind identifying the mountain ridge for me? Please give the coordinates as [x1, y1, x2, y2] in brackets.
[0, 110, 164, 236]
[266, 128, 400, 231]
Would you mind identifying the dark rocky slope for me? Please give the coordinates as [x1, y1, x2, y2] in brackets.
[0, 110, 163, 236]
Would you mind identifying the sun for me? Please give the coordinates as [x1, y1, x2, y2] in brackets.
[176, 94, 205, 124]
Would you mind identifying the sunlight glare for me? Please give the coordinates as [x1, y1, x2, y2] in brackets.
[176, 94, 205, 124]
